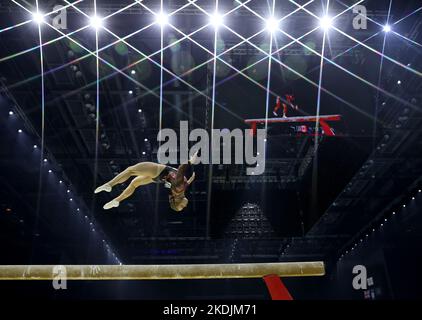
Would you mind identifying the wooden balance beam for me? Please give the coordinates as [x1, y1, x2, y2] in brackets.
[0, 262, 325, 280]
[245, 115, 342, 136]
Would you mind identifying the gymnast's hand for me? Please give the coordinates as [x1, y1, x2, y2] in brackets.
[189, 150, 199, 165]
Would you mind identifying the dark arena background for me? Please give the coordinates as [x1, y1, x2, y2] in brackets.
[0, 0, 421, 302]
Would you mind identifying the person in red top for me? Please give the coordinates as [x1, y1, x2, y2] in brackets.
[273, 94, 299, 117]
[95, 152, 198, 211]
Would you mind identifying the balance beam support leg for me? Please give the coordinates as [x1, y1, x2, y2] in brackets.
[263, 275, 293, 300]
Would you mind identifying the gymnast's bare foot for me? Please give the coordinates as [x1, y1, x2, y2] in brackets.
[103, 200, 119, 210]
[94, 183, 112, 194]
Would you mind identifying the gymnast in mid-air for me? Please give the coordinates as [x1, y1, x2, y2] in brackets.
[95, 152, 198, 212]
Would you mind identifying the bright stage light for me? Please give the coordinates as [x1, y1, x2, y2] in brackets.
[265, 17, 279, 33]
[209, 12, 224, 29]
[319, 16, 332, 30]
[383, 25, 391, 32]
[32, 12, 45, 24]
[89, 15, 103, 30]
[155, 11, 169, 27]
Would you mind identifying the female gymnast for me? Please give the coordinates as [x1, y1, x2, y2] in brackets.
[273, 94, 299, 117]
[95, 152, 198, 212]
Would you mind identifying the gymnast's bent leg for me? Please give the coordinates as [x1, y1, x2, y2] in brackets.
[95, 162, 166, 194]
[103, 175, 154, 210]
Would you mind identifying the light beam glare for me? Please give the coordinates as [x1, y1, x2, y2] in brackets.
[93, 0, 100, 208]
[159, 0, 164, 134]
[393, 6, 422, 25]
[0, 20, 32, 33]
[199, 1, 391, 122]
[7, 3, 211, 104]
[289, 0, 422, 77]
[169, 7, 379, 124]
[265, 16, 279, 33]
[0, 25, 90, 63]
[33, 0, 45, 257]
[206, 0, 220, 238]
[89, 15, 104, 30]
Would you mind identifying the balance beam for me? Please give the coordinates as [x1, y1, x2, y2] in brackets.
[0, 262, 325, 280]
[245, 115, 341, 136]
[245, 115, 341, 124]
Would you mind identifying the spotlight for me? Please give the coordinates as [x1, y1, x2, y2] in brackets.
[9, 111, 14, 115]
[129, 90, 133, 95]
[383, 25, 391, 32]
[18, 129, 22, 133]
[403, 204, 406, 208]
[33, 145, 37, 149]
[89, 15, 103, 30]
[69, 198, 73, 201]
[142, 151, 146, 155]
[265, 17, 279, 33]
[67, 189, 70, 193]
[155, 11, 169, 27]
[59, 180, 63, 184]
[138, 109, 142, 113]
[319, 16, 332, 30]
[144, 138, 148, 142]
[419, 190, 421, 193]
[32, 12, 45, 24]
[48, 170, 52, 173]
[397, 80, 402, 85]
[131, 70, 136, 75]
[43, 158, 47, 162]
[77, 208, 80, 211]
[209, 12, 223, 29]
